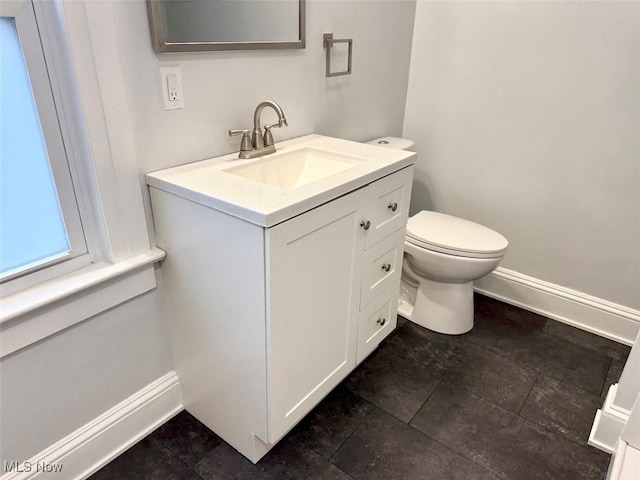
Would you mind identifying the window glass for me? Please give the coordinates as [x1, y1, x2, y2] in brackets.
[0, 17, 70, 277]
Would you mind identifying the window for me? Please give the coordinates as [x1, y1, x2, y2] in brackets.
[0, 0, 164, 358]
[1, 1, 89, 295]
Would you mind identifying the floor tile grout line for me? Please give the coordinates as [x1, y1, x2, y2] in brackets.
[190, 465, 208, 480]
[154, 438, 204, 472]
[398, 314, 536, 370]
[405, 412, 507, 479]
[388, 325, 557, 419]
[422, 378, 527, 421]
[535, 327, 627, 363]
[398, 319, 607, 400]
[352, 321, 612, 469]
[517, 408, 611, 456]
[327, 396, 378, 463]
[454, 330, 612, 397]
[148, 431, 203, 473]
[600, 356, 614, 397]
[191, 441, 227, 475]
[466, 316, 619, 365]
[540, 322, 631, 362]
[509, 369, 612, 453]
[407, 388, 607, 479]
[292, 439, 358, 479]
[149, 417, 225, 473]
[347, 343, 447, 426]
[344, 374, 505, 478]
[517, 371, 540, 416]
[543, 371, 609, 398]
[407, 378, 443, 426]
[462, 297, 626, 360]
[417, 377, 606, 454]
[333, 385, 508, 480]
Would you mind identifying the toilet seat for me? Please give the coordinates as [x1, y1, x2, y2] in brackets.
[406, 211, 508, 259]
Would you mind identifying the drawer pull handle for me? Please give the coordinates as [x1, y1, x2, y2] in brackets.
[381, 263, 391, 272]
[360, 220, 371, 230]
[377, 317, 387, 326]
[388, 202, 398, 212]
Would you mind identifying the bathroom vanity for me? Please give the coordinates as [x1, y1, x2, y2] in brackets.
[147, 134, 414, 462]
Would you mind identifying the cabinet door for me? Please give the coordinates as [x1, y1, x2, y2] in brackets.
[361, 166, 414, 250]
[265, 189, 365, 443]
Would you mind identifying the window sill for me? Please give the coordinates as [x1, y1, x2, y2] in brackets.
[0, 248, 165, 358]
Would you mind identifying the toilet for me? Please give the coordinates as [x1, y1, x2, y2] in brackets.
[368, 137, 508, 335]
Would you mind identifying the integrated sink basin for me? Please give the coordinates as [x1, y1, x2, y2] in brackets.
[224, 147, 364, 190]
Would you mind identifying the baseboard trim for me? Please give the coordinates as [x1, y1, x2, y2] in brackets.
[474, 267, 640, 346]
[1, 371, 182, 480]
[589, 384, 630, 454]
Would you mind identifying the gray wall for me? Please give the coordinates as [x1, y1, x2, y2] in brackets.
[115, 0, 416, 173]
[0, 0, 417, 464]
[0, 286, 172, 464]
[404, 1, 640, 309]
[115, 0, 417, 241]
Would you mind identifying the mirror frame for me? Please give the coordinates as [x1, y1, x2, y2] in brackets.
[147, 0, 306, 53]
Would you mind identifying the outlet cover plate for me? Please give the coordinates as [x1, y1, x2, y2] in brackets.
[160, 66, 184, 110]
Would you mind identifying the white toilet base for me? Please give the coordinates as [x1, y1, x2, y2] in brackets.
[409, 278, 474, 335]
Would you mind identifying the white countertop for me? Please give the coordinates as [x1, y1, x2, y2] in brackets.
[146, 134, 416, 227]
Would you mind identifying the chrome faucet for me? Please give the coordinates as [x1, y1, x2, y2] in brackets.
[229, 100, 288, 159]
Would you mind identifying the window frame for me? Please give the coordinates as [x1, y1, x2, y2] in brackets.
[1, 0, 90, 293]
[0, 0, 165, 358]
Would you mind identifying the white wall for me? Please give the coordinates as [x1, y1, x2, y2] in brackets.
[0, 0, 417, 466]
[404, 1, 640, 310]
[0, 286, 172, 464]
[112, 0, 416, 228]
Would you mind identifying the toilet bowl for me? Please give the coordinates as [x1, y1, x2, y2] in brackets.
[367, 136, 508, 335]
[399, 211, 508, 334]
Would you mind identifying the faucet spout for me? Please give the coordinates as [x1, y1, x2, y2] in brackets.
[252, 101, 287, 149]
[253, 100, 288, 132]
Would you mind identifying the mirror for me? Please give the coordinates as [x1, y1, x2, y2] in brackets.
[147, 0, 305, 53]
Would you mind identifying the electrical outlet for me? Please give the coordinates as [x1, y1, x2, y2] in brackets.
[167, 74, 179, 101]
[160, 66, 184, 110]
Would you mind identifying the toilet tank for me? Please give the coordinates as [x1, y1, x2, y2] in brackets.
[367, 137, 414, 151]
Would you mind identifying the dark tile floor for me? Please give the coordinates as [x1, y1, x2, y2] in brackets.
[91, 294, 629, 479]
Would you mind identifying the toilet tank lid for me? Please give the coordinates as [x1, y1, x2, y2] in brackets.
[366, 137, 414, 151]
[406, 211, 508, 255]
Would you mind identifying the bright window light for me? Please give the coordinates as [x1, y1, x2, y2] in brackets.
[0, 17, 70, 277]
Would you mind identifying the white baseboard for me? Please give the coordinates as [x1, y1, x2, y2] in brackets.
[474, 267, 640, 346]
[589, 384, 631, 454]
[1, 371, 182, 480]
[606, 439, 640, 480]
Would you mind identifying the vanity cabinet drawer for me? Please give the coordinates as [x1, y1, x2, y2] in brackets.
[357, 282, 399, 364]
[360, 228, 405, 308]
[361, 166, 413, 250]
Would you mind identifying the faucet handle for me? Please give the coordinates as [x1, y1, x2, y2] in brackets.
[228, 129, 252, 152]
[263, 122, 282, 147]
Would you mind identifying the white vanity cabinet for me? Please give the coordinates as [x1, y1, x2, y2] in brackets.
[148, 138, 414, 463]
[266, 166, 413, 442]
